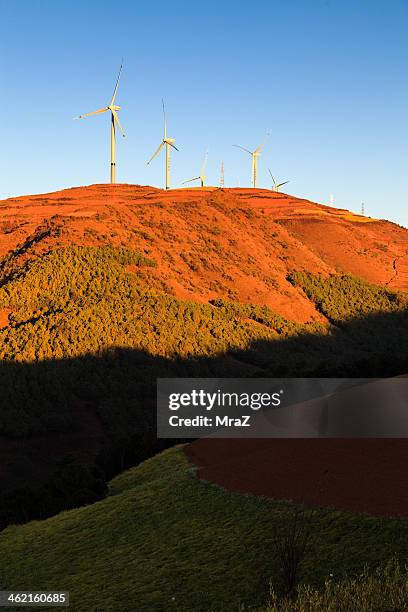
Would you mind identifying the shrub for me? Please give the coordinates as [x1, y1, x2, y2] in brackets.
[271, 506, 318, 596]
[266, 558, 408, 611]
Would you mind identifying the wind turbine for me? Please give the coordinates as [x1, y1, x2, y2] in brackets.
[147, 101, 178, 190]
[268, 169, 289, 193]
[233, 135, 268, 188]
[75, 63, 125, 184]
[182, 151, 208, 187]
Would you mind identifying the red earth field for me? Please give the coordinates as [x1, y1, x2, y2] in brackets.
[185, 438, 408, 517]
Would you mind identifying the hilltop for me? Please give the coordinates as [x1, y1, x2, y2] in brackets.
[1, 184, 407, 323]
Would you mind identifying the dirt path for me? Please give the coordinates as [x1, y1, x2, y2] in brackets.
[386, 252, 408, 290]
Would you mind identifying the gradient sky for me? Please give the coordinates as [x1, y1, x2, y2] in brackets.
[1, 0, 408, 227]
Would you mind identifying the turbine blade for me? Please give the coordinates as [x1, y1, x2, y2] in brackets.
[168, 142, 179, 151]
[201, 150, 208, 174]
[268, 168, 277, 185]
[146, 142, 164, 165]
[255, 134, 270, 154]
[110, 63, 123, 106]
[182, 177, 200, 184]
[74, 107, 109, 120]
[162, 99, 166, 139]
[232, 144, 252, 155]
[112, 110, 125, 137]
[278, 181, 289, 188]
[255, 141, 265, 154]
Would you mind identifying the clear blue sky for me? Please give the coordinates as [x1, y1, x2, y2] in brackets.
[1, 0, 408, 227]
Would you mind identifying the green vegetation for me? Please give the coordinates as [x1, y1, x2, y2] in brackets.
[0, 446, 407, 611]
[266, 560, 408, 611]
[209, 297, 311, 336]
[287, 271, 406, 324]
[0, 245, 277, 367]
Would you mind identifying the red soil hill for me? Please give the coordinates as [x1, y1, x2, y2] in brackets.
[1, 184, 407, 324]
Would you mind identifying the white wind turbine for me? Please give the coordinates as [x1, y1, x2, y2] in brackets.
[233, 135, 269, 188]
[182, 151, 208, 187]
[75, 63, 125, 184]
[268, 169, 289, 192]
[147, 100, 178, 190]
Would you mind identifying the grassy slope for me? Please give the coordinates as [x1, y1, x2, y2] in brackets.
[0, 446, 408, 611]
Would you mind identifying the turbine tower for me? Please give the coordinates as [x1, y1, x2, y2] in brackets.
[233, 136, 268, 188]
[182, 151, 208, 187]
[268, 169, 289, 193]
[75, 63, 125, 184]
[220, 161, 225, 188]
[147, 101, 178, 190]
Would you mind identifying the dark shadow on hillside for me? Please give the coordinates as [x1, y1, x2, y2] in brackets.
[0, 307, 408, 530]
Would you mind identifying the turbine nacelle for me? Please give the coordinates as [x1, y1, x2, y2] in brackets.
[164, 137, 177, 148]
